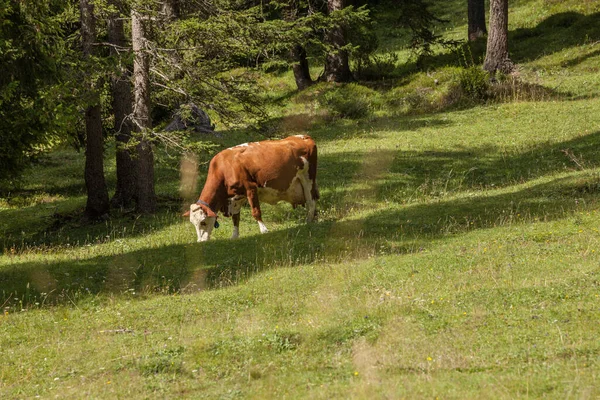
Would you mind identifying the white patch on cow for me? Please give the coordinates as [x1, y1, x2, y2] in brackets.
[228, 195, 246, 215]
[294, 134, 307, 139]
[189, 204, 216, 242]
[231, 226, 239, 239]
[228, 142, 249, 150]
[254, 156, 316, 222]
[255, 157, 309, 206]
[298, 157, 316, 222]
[258, 221, 269, 234]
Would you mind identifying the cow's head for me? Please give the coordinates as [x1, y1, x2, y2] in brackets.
[189, 203, 217, 242]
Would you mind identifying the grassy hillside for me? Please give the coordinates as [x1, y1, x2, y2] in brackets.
[2, 0, 600, 398]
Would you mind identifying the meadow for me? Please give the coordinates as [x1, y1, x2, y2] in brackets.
[1, 0, 600, 398]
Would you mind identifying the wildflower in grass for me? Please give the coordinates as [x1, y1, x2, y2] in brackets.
[354, 371, 359, 376]
[427, 357, 432, 361]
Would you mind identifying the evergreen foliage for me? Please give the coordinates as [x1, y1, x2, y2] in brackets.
[0, 0, 450, 188]
[0, 0, 79, 184]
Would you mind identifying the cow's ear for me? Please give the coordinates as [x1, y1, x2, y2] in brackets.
[182, 210, 190, 217]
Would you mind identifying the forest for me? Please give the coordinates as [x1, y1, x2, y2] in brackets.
[1, 0, 600, 398]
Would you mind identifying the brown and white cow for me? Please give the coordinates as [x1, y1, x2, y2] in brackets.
[187, 135, 319, 242]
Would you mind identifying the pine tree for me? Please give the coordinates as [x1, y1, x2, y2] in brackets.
[80, 0, 110, 219]
[108, 3, 136, 209]
[131, 7, 156, 212]
[483, 0, 514, 74]
[322, 0, 352, 82]
[468, 0, 487, 41]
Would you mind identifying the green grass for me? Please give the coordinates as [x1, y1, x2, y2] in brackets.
[3, 0, 600, 398]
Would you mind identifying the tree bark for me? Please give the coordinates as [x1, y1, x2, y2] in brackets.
[162, 0, 180, 20]
[483, 0, 514, 74]
[131, 8, 156, 213]
[291, 45, 313, 90]
[80, 0, 109, 220]
[284, 3, 313, 90]
[108, 5, 136, 209]
[468, 0, 487, 41]
[322, 0, 352, 83]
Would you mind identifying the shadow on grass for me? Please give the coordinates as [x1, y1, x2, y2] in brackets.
[510, 12, 600, 64]
[453, 12, 600, 69]
[0, 114, 452, 252]
[0, 194, 185, 253]
[3, 124, 600, 309]
[379, 130, 600, 201]
[3, 121, 600, 253]
[376, 12, 600, 98]
[304, 115, 454, 144]
[2, 167, 599, 309]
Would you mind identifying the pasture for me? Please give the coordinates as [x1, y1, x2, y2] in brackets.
[2, 0, 600, 398]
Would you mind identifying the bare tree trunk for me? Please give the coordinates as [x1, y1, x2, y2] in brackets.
[284, 3, 313, 90]
[131, 8, 156, 213]
[162, 0, 179, 20]
[322, 0, 352, 83]
[468, 0, 487, 41]
[80, 0, 109, 220]
[291, 45, 313, 90]
[483, 0, 514, 74]
[108, 5, 136, 209]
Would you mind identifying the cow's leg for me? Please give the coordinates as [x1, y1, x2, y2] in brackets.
[298, 167, 317, 222]
[303, 180, 316, 222]
[232, 212, 241, 239]
[246, 187, 268, 233]
[195, 225, 203, 242]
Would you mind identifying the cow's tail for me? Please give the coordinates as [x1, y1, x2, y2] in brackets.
[307, 139, 319, 201]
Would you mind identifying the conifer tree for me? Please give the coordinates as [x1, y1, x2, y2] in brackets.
[80, 0, 110, 219]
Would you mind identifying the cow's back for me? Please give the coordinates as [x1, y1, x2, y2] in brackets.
[216, 135, 316, 192]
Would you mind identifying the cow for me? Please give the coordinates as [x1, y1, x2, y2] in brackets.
[186, 135, 319, 242]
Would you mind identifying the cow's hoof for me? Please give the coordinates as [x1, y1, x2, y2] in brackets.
[258, 221, 269, 234]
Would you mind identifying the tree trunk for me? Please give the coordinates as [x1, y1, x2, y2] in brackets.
[162, 0, 179, 20]
[468, 0, 487, 41]
[291, 45, 312, 90]
[131, 8, 156, 213]
[284, 3, 313, 90]
[322, 0, 352, 83]
[80, 0, 109, 220]
[108, 6, 136, 209]
[483, 0, 514, 74]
